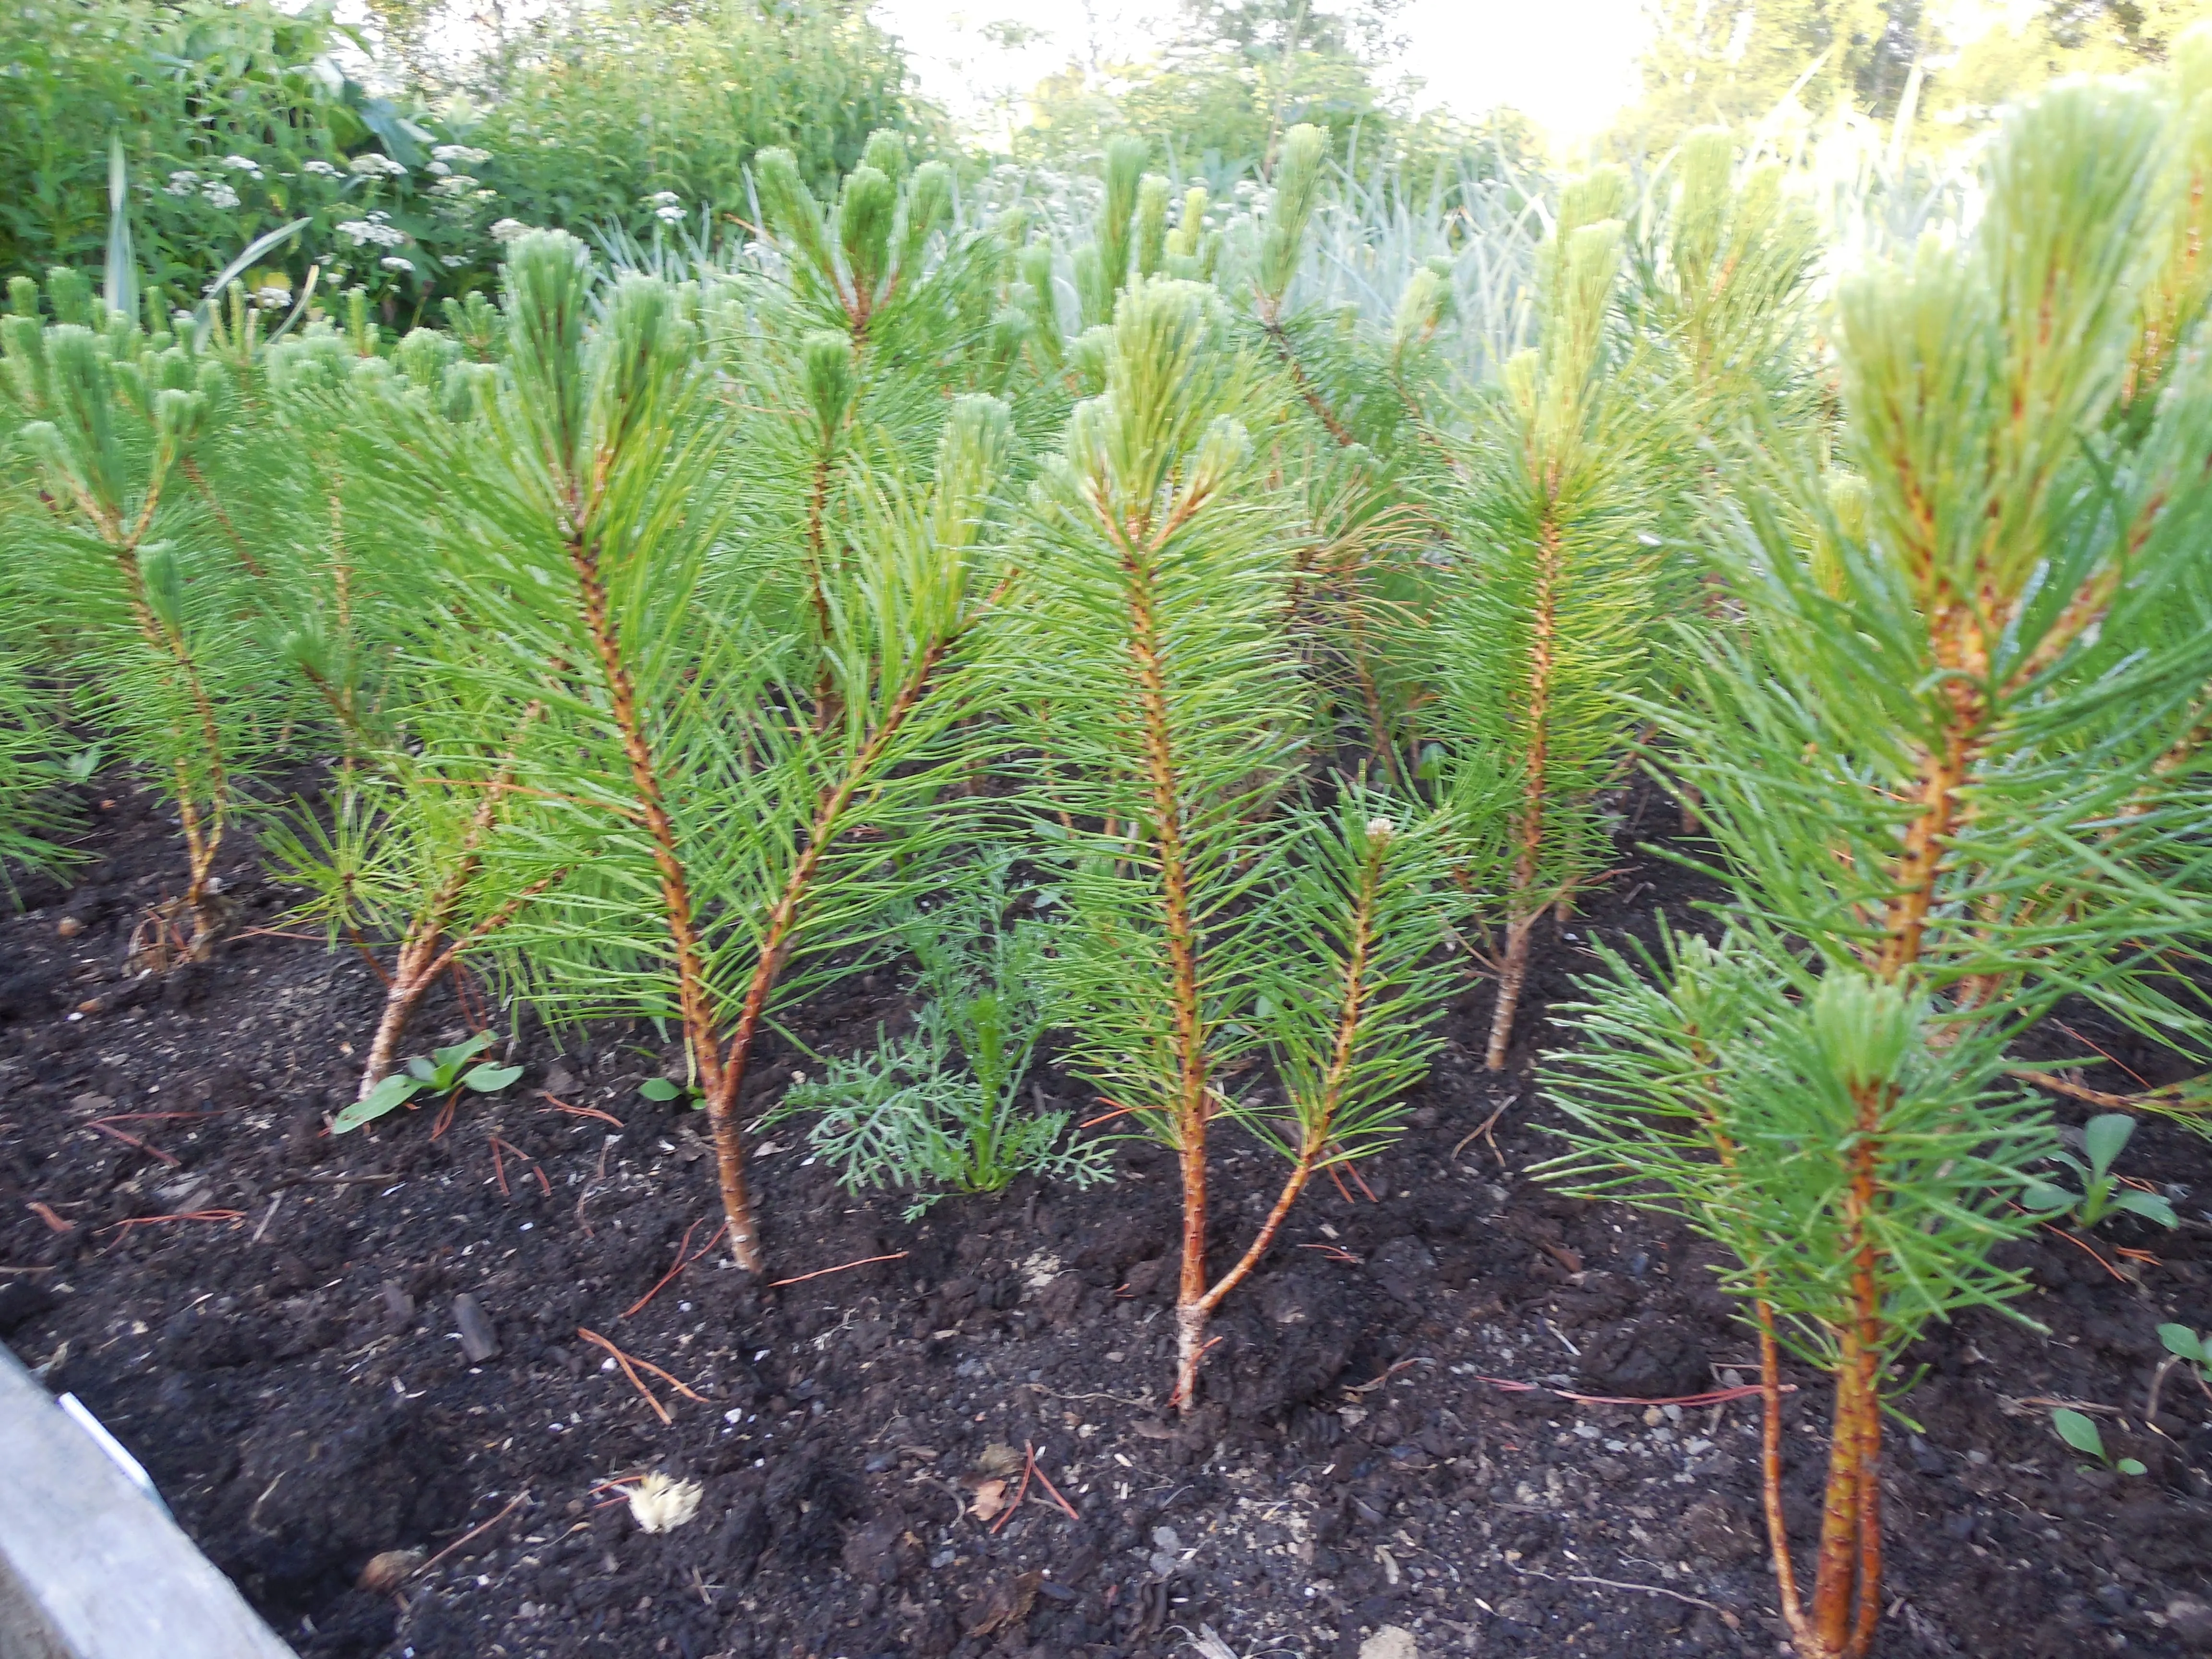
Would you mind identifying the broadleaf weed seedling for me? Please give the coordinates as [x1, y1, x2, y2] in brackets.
[2021, 1113, 2180, 1232]
[2050, 1406, 2148, 1477]
[332, 1030, 523, 1135]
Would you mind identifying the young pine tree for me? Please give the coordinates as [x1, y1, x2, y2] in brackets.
[1005, 279, 1457, 1407]
[3, 306, 283, 958]
[1430, 178, 1667, 1070]
[421, 233, 1005, 1272]
[1544, 83, 2212, 1659]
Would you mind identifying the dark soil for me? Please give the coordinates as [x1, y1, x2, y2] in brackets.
[4, 776, 2212, 1659]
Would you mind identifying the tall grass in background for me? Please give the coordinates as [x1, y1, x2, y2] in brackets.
[466, 0, 927, 236]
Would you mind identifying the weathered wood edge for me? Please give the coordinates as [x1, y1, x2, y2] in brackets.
[0, 1344, 298, 1659]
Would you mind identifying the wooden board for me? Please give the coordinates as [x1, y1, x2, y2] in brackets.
[0, 1346, 297, 1659]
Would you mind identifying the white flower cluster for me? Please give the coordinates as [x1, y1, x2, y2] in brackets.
[646, 189, 686, 222]
[430, 174, 480, 198]
[160, 166, 247, 204]
[300, 158, 343, 177]
[433, 144, 491, 165]
[489, 217, 533, 242]
[380, 256, 414, 273]
[336, 210, 409, 248]
[252, 285, 291, 311]
[220, 154, 262, 177]
[348, 152, 408, 178]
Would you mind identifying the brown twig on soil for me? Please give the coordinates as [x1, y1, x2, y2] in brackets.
[105, 1209, 245, 1231]
[413, 1491, 530, 1578]
[537, 1091, 624, 1128]
[1451, 1100, 1511, 1162]
[577, 1327, 706, 1426]
[1298, 1242, 1362, 1264]
[26, 1202, 74, 1234]
[1508, 1561, 1736, 1623]
[86, 1122, 180, 1166]
[988, 1447, 1037, 1535]
[488, 1135, 551, 1197]
[1344, 1358, 1427, 1395]
[1473, 1373, 1790, 1409]
[623, 1219, 728, 1319]
[84, 1111, 224, 1125]
[1028, 1451, 1082, 1521]
[2146, 1355, 2182, 1434]
[2009, 1066, 2207, 1115]
[2037, 1219, 2129, 1283]
[766, 1250, 909, 1288]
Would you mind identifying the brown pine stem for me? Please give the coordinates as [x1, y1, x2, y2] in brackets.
[355, 711, 548, 1099]
[114, 534, 230, 959]
[697, 638, 953, 1274]
[1340, 584, 1407, 792]
[183, 457, 268, 579]
[359, 934, 440, 1096]
[1487, 513, 1560, 1071]
[1124, 556, 1212, 1407]
[565, 528, 750, 1262]
[1755, 1300, 1806, 1636]
[1173, 828, 1386, 1408]
[1484, 909, 1538, 1071]
[805, 448, 842, 732]
[1261, 314, 1356, 448]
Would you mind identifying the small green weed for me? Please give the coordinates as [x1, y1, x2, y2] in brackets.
[2158, 1322, 2212, 1382]
[2023, 1113, 2178, 1232]
[2050, 1406, 2147, 1476]
[774, 860, 1111, 1218]
[333, 1031, 522, 1133]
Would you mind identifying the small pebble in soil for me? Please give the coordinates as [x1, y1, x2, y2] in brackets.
[453, 1293, 500, 1363]
[2167, 1595, 2212, 1649]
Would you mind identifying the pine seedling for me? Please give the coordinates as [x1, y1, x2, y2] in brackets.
[254, 326, 571, 1101]
[1544, 941, 2050, 1659]
[752, 138, 956, 338]
[1247, 123, 1359, 447]
[4, 316, 274, 957]
[429, 233, 1006, 1271]
[1004, 279, 1458, 1405]
[1431, 203, 1664, 1070]
[2125, 24, 2212, 408]
[1077, 136, 1150, 330]
[1133, 173, 1172, 281]
[1636, 129, 1820, 445]
[1542, 83, 2212, 1659]
[1156, 183, 1218, 286]
[265, 683, 567, 1102]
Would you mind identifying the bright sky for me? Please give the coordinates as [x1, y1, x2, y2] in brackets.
[869, 0, 1652, 153]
